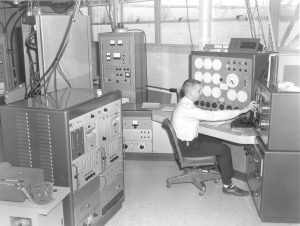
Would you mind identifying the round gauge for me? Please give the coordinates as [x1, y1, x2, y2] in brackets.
[213, 59, 222, 71]
[194, 57, 204, 69]
[226, 73, 239, 88]
[194, 71, 203, 81]
[203, 72, 212, 83]
[227, 89, 237, 101]
[212, 73, 221, 85]
[202, 85, 212, 97]
[212, 87, 221, 98]
[237, 90, 248, 103]
[204, 58, 213, 70]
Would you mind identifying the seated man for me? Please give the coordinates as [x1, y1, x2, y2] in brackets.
[172, 79, 257, 196]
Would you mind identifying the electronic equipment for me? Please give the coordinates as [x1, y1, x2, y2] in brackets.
[22, 15, 93, 94]
[123, 109, 153, 153]
[99, 31, 147, 104]
[228, 38, 263, 53]
[246, 137, 300, 223]
[190, 51, 269, 110]
[0, 186, 69, 226]
[4, 83, 26, 104]
[267, 54, 300, 90]
[253, 55, 300, 151]
[0, 88, 124, 226]
[0, 162, 44, 203]
[0, 34, 14, 94]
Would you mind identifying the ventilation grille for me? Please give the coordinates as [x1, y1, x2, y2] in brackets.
[16, 111, 32, 167]
[36, 112, 54, 183]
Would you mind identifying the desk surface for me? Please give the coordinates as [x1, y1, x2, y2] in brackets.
[151, 105, 257, 145]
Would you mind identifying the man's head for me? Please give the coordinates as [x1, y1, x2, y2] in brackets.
[182, 79, 202, 102]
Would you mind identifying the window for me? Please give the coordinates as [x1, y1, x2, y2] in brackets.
[89, 0, 298, 51]
[210, 0, 251, 45]
[160, 0, 199, 46]
[277, 0, 299, 51]
[122, 1, 155, 43]
[90, 3, 113, 41]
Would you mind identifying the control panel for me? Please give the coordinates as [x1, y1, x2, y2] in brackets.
[99, 31, 147, 104]
[69, 98, 123, 224]
[190, 51, 269, 110]
[123, 111, 153, 153]
[253, 80, 300, 152]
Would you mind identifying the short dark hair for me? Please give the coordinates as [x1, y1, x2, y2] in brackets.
[182, 79, 201, 95]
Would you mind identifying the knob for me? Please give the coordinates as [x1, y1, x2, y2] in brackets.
[205, 102, 210, 108]
[212, 103, 217, 108]
[259, 105, 270, 114]
[200, 101, 205, 106]
[259, 119, 269, 127]
[219, 104, 224, 110]
[140, 145, 144, 149]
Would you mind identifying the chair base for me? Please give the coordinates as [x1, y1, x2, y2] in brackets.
[166, 168, 221, 195]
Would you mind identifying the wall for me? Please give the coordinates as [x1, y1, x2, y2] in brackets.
[147, 46, 191, 101]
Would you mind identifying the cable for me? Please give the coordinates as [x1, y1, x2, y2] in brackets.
[26, 0, 81, 98]
[185, 0, 194, 51]
[0, 21, 4, 32]
[105, 3, 114, 31]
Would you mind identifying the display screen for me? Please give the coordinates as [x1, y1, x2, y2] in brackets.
[240, 42, 256, 49]
[240, 42, 257, 49]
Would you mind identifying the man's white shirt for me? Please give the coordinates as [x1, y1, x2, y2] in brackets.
[172, 97, 241, 141]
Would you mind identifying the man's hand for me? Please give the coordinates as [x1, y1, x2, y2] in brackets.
[241, 101, 258, 114]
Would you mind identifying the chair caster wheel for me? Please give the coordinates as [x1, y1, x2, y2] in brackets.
[199, 190, 204, 196]
[214, 179, 219, 183]
[166, 183, 171, 188]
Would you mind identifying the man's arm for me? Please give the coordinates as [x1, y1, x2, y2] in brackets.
[186, 101, 258, 122]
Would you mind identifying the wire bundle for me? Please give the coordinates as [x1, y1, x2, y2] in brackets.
[26, 0, 82, 98]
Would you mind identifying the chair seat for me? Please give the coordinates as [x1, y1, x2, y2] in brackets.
[182, 155, 217, 168]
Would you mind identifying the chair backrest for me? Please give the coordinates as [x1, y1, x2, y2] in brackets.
[162, 118, 184, 166]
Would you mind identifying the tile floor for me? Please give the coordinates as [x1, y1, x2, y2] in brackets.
[106, 160, 300, 226]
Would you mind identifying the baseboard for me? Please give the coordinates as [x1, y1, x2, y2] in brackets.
[233, 170, 246, 182]
[125, 152, 175, 161]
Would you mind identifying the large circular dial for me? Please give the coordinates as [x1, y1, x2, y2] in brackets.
[194, 71, 203, 81]
[204, 58, 213, 70]
[212, 73, 221, 85]
[194, 58, 204, 69]
[203, 72, 212, 83]
[226, 73, 239, 88]
[202, 85, 212, 97]
[212, 87, 221, 98]
[237, 90, 248, 103]
[213, 59, 222, 71]
[227, 89, 237, 101]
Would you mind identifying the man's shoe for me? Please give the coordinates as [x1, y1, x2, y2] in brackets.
[222, 184, 249, 196]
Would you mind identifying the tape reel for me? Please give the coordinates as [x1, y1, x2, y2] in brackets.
[30, 182, 53, 205]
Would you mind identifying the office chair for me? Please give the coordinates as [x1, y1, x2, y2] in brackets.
[162, 118, 221, 195]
